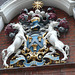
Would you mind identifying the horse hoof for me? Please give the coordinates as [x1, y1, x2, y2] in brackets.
[9, 65, 13, 68]
[61, 57, 68, 61]
[4, 66, 9, 69]
[61, 61, 66, 63]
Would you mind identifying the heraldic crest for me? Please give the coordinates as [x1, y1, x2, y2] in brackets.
[2, 0, 70, 68]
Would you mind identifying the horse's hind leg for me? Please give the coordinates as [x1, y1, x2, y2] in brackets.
[15, 49, 23, 57]
[49, 46, 56, 54]
[65, 45, 69, 56]
[2, 49, 7, 60]
[56, 46, 68, 61]
[3, 51, 13, 67]
[61, 49, 68, 61]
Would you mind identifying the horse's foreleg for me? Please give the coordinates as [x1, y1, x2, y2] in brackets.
[43, 33, 49, 48]
[19, 35, 27, 51]
[57, 31, 60, 37]
[43, 39, 46, 49]
[23, 36, 27, 51]
[44, 32, 50, 40]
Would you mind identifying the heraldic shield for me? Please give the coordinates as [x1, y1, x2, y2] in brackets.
[2, 0, 70, 68]
[27, 34, 44, 52]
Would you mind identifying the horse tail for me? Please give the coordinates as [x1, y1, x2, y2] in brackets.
[2, 49, 7, 60]
[64, 45, 69, 56]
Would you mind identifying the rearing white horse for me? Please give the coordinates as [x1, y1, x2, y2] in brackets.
[43, 21, 69, 61]
[2, 23, 27, 67]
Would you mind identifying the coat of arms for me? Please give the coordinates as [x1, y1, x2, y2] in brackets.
[2, 0, 70, 68]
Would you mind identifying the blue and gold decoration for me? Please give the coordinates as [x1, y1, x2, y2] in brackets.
[10, 33, 60, 67]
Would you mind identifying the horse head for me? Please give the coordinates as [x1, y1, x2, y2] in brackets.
[49, 21, 59, 27]
[12, 23, 22, 30]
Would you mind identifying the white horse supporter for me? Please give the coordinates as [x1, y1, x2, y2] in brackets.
[2, 23, 27, 67]
[43, 21, 69, 61]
